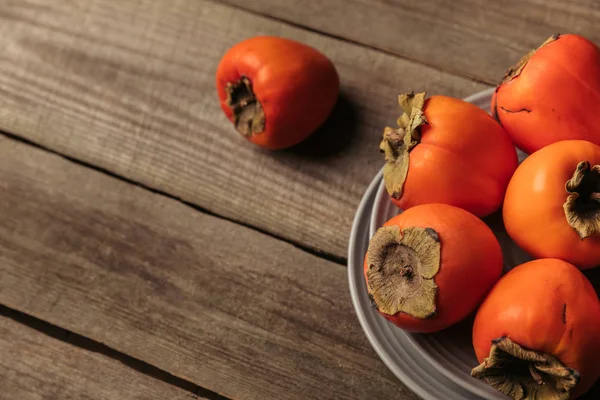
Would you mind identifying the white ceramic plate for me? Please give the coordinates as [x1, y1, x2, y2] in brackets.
[348, 88, 531, 400]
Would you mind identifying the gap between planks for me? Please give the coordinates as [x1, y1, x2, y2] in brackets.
[0, 129, 346, 266]
[0, 303, 231, 400]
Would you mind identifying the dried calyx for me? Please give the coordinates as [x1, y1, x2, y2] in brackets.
[366, 225, 440, 318]
[472, 337, 579, 400]
[502, 34, 561, 84]
[380, 92, 428, 200]
[564, 161, 600, 239]
[225, 76, 265, 136]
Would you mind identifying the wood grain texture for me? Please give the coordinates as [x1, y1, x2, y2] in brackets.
[0, 313, 204, 400]
[0, 135, 419, 400]
[218, 0, 600, 84]
[0, 0, 487, 259]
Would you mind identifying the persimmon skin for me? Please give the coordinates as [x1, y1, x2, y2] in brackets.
[364, 204, 503, 333]
[493, 34, 600, 154]
[473, 259, 600, 398]
[503, 140, 600, 269]
[394, 96, 518, 217]
[216, 36, 339, 150]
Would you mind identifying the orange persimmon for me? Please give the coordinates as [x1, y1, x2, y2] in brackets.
[503, 140, 600, 269]
[493, 34, 600, 154]
[363, 203, 503, 333]
[380, 92, 517, 217]
[472, 259, 600, 399]
[216, 36, 339, 150]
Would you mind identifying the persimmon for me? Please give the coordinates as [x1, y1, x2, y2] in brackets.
[472, 259, 600, 400]
[363, 203, 503, 333]
[380, 92, 517, 217]
[493, 34, 600, 154]
[503, 140, 600, 269]
[215, 36, 339, 150]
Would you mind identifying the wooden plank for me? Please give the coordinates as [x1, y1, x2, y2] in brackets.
[0, 312, 205, 400]
[0, 0, 487, 259]
[218, 0, 600, 84]
[0, 135, 419, 400]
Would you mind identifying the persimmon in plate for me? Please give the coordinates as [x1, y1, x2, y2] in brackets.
[472, 258, 600, 399]
[380, 92, 517, 217]
[503, 140, 600, 269]
[363, 203, 503, 333]
[493, 34, 600, 154]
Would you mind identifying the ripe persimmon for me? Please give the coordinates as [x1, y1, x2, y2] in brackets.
[216, 36, 339, 150]
[503, 140, 600, 269]
[472, 259, 600, 400]
[493, 34, 600, 154]
[363, 203, 503, 333]
[380, 92, 517, 217]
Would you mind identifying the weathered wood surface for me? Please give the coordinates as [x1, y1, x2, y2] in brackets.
[0, 312, 204, 400]
[0, 135, 419, 400]
[0, 0, 486, 259]
[219, 0, 600, 85]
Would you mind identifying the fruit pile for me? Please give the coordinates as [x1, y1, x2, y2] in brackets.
[365, 33, 600, 400]
[216, 33, 600, 400]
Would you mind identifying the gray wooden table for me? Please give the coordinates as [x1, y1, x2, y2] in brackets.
[1, 1, 599, 399]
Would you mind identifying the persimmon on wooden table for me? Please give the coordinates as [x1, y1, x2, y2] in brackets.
[0, 0, 599, 399]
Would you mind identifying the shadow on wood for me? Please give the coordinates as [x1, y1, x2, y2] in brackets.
[280, 91, 361, 158]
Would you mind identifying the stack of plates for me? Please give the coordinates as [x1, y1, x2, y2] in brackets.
[347, 88, 530, 400]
